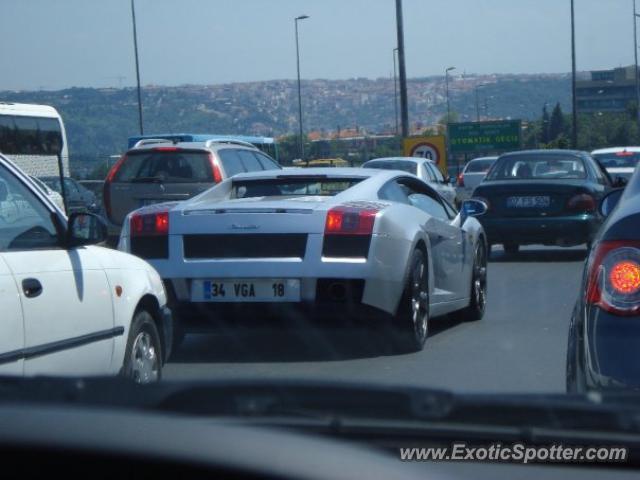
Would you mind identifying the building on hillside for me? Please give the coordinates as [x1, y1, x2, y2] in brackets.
[576, 65, 638, 114]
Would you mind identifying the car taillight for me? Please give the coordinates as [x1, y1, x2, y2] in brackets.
[104, 154, 127, 222]
[586, 241, 640, 316]
[131, 211, 169, 237]
[208, 153, 223, 183]
[325, 205, 379, 235]
[457, 172, 465, 187]
[567, 193, 596, 213]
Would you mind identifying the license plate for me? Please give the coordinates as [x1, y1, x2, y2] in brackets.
[195, 279, 301, 303]
[506, 196, 550, 208]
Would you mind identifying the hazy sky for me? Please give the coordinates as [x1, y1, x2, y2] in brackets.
[0, 0, 636, 91]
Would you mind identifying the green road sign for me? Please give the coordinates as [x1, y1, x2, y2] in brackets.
[449, 120, 522, 154]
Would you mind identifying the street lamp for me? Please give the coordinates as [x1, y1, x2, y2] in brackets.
[570, 0, 577, 148]
[393, 48, 399, 135]
[445, 67, 456, 123]
[634, 0, 640, 129]
[130, 0, 144, 135]
[295, 14, 309, 164]
[475, 84, 487, 122]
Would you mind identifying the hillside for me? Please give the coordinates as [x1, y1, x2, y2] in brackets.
[0, 73, 571, 166]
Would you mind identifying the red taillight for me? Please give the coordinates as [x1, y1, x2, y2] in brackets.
[586, 241, 640, 316]
[104, 154, 127, 222]
[131, 211, 169, 237]
[325, 206, 379, 235]
[457, 172, 465, 187]
[153, 146, 179, 152]
[567, 193, 596, 213]
[208, 153, 223, 183]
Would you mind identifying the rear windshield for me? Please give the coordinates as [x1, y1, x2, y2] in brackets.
[593, 152, 640, 169]
[363, 160, 417, 175]
[465, 159, 495, 173]
[115, 150, 213, 183]
[486, 154, 587, 180]
[232, 177, 363, 198]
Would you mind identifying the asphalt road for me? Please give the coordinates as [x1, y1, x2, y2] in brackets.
[164, 246, 587, 393]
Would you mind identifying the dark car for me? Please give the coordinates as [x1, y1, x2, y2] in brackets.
[472, 149, 615, 253]
[566, 170, 640, 391]
[40, 176, 100, 215]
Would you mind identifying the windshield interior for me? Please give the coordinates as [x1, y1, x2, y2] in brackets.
[364, 160, 418, 175]
[487, 155, 587, 180]
[593, 151, 640, 168]
[231, 177, 363, 198]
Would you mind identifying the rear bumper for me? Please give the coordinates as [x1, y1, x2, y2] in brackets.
[584, 306, 640, 390]
[480, 214, 600, 246]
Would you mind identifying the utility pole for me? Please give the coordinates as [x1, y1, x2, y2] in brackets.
[131, 0, 144, 135]
[295, 15, 309, 163]
[571, 0, 578, 148]
[395, 0, 409, 137]
[634, 0, 640, 129]
[393, 48, 399, 136]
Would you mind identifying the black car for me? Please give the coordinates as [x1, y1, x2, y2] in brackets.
[39, 176, 100, 214]
[566, 167, 640, 391]
[472, 149, 619, 253]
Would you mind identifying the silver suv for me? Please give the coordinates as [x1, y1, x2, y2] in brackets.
[104, 138, 281, 238]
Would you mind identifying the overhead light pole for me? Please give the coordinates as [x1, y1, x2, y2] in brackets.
[475, 84, 486, 122]
[295, 15, 309, 164]
[634, 0, 640, 129]
[445, 66, 456, 123]
[130, 0, 144, 135]
[395, 0, 409, 137]
[393, 48, 399, 136]
[570, 0, 578, 148]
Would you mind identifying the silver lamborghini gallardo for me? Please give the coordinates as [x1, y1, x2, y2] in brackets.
[118, 168, 488, 352]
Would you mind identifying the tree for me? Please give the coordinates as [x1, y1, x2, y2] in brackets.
[549, 102, 565, 141]
[541, 104, 550, 144]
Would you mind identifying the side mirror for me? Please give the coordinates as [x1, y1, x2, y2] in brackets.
[599, 188, 625, 217]
[67, 212, 107, 247]
[0, 181, 7, 202]
[613, 176, 628, 188]
[461, 199, 488, 220]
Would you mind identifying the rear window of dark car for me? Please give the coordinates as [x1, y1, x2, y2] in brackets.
[464, 159, 495, 173]
[363, 160, 418, 175]
[115, 150, 213, 183]
[486, 154, 587, 180]
[232, 177, 363, 198]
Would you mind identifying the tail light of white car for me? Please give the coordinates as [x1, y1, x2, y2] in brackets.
[457, 172, 465, 187]
[322, 205, 381, 258]
[130, 210, 170, 259]
[567, 193, 596, 213]
[586, 241, 640, 316]
[207, 153, 223, 184]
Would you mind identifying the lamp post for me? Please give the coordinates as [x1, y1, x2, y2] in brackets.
[634, 0, 640, 129]
[295, 14, 309, 163]
[130, 0, 144, 135]
[445, 67, 456, 123]
[393, 48, 399, 136]
[395, 0, 409, 137]
[570, 0, 578, 148]
[475, 84, 487, 122]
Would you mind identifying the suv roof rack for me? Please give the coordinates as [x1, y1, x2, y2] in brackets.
[204, 139, 257, 149]
[132, 138, 176, 148]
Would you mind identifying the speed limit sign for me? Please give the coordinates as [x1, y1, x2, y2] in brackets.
[410, 142, 440, 164]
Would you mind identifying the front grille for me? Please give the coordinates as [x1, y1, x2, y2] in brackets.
[183, 234, 308, 259]
[131, 236, 168, 259]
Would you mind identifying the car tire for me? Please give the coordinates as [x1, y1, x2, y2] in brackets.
[122, 310, 162, 384]
[452, 241, 488, 322]
[392, 249, 429, 353]
[566, 318, 586, 393]
[504, 243, 519, 255]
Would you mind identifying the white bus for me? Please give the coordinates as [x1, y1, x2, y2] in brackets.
[0, 102, 69, 177]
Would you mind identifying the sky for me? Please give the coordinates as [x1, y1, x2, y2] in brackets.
[0, 0, 637, 91]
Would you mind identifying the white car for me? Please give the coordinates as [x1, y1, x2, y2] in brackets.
[362, 157, 457, 205]
[591, 147, 640, 182]
[456, 156, 498, 203]
[118, 168, 488, 353]
[0, 153, 171, 383]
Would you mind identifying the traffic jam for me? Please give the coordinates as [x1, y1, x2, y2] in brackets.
[0, 113, 638, 392]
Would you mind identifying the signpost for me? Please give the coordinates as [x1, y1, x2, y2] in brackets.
[449, 120, 522, 154]
[403, 135, 447, 174]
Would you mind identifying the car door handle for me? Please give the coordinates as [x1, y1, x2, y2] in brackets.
[22, 278, 43, 298]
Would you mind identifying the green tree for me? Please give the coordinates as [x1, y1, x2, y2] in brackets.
[549, 102, 565, 141]
[541, 105, 550, 143]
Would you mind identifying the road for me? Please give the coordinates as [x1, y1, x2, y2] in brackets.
[165, 246, 587, 393]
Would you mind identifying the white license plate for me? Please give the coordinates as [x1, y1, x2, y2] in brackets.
[507, 196, 551, 208]
[196, 279, 301, 303]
